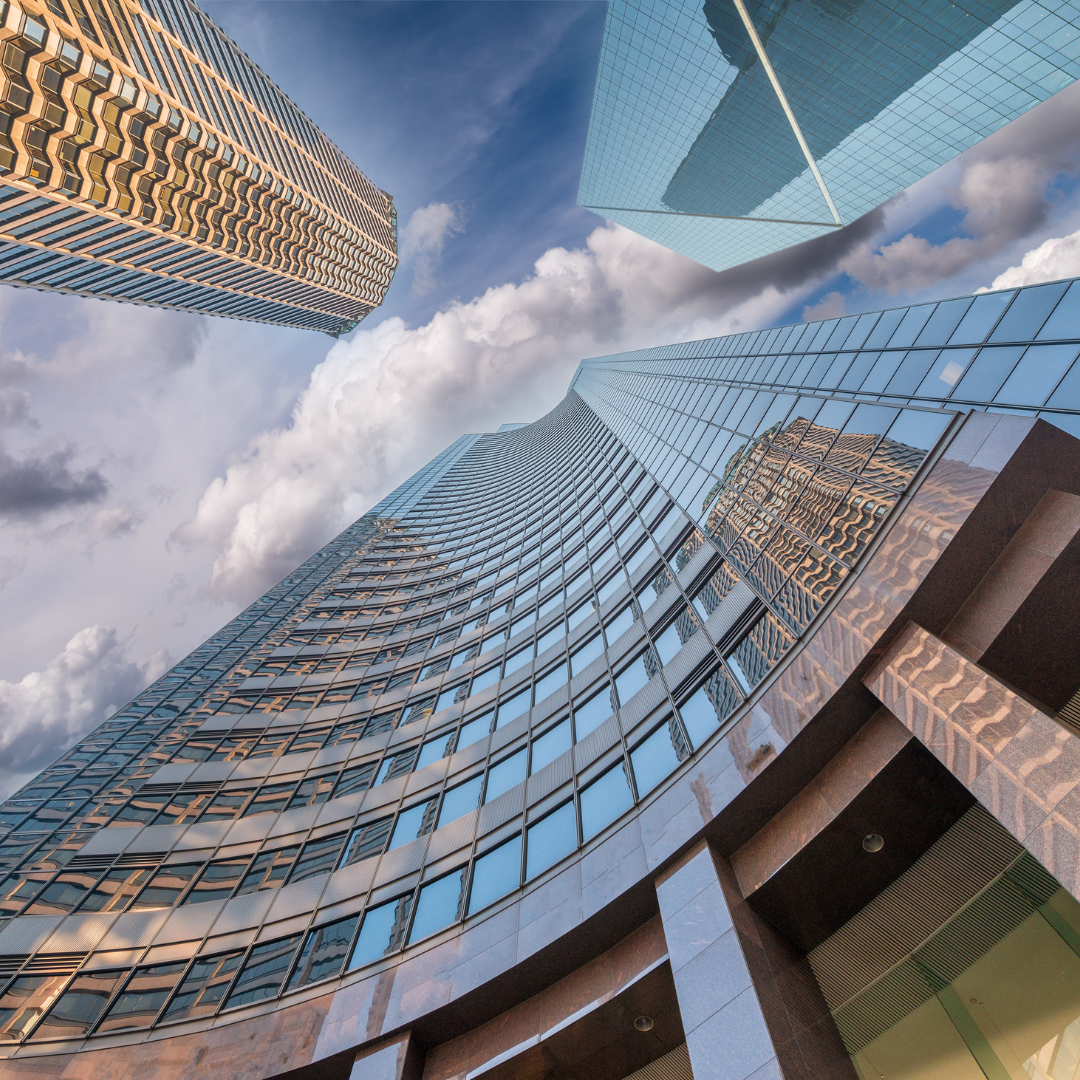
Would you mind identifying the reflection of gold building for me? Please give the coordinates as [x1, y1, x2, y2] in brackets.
[704, 416, 924, 632]
[0, 0, 396, 334]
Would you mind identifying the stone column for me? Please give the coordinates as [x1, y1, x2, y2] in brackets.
[655, 841, 855, 1080]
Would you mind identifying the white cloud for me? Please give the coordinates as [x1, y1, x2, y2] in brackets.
[401, 202, 465, 294]
[0, 625, 169, 799]
[177, 223, 804, 603]
[802, 291, 847, 321]
[984, 227, 1080, 290]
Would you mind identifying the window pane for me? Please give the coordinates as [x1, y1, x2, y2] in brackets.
[468, 835, 521, 915]
[531, 719, 571, 773]
[285, 914, 360, 992]
[342, 817, 393, 865]
[534, 662, 568, 702]
[457, 712, 493, 748]
[526, 802, 577, 880]
[471, 666, 501, 694]
[654, 623, 682, 665]
[182, 857, 250, 905]
[289, 833, 348, 883]
[224, 935, 302, 1009]
[615, 654, 651, 704]
[129, 863, 201, 910]
[580, 763, 634, 841]
[573, 686, 613, 739]
[390, 800, 435, 850]
[96, 961, 187, 1033]
[497, 688, 531, 725]
[504, 647, 532, 676]
[679, 679, 728, 747]
[631, 722, 682, 798]
[438, 775, 483, 827]
[570, 635, 604, 674]
[31, 969, 127, 1040]
[77, 867, 152, 913]
[0, 975, 68, 1043]
[161, 951, 245, 1022]
[348, 895, 413, 970]
[485, 749, 526, 802]
[408, 868, 466, 945]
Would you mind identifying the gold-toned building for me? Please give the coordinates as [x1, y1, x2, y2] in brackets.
[0, 0, 397, 335]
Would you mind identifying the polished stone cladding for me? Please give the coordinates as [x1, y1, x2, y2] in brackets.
[4, 279, 1080, 1079]
[579, 0, 1080, 271]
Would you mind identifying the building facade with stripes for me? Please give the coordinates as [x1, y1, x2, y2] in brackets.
[4, 277, 1080, 1077]
[0, 0, 396, 335]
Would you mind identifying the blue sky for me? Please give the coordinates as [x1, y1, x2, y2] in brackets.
[4, 0, 1080, 794]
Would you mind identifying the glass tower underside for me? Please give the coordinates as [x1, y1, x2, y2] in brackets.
[0, 0, 397, 335]
[579, 0, 1080, 272]
[3, 278, 1080, 1077]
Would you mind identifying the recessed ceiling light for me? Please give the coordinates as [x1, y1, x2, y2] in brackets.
[634, 1016, 654, 1032]
[863, 833, 884, 853]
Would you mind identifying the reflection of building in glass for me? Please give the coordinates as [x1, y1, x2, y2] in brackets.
[7, 280, 1080, 1079]
[580, 0, 1080, 270]
[0, 0, 396, 335]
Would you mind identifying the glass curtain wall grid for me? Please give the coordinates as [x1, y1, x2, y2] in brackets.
[0, 0, 397, 335]
[579, 0, 1080, 272]
[2, 276, 1080, 1053]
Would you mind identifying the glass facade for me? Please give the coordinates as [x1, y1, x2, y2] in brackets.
[579, 0, 1080, 271]
[2, 278, 1080, 1070]
[0, 0, 397, 335]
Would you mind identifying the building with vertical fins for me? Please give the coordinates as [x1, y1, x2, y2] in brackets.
[6, 277, 1080, 1077]
[0, 0, 396, 335]
[579, 0, 1080, 272]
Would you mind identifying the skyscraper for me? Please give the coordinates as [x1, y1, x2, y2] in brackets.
[579, 0, 1080, 272]
[0, 0, 396, 335]
[4, 277, 1080, 1078]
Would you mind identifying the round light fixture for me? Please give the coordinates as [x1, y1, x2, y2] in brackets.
[634, 1016, 654, 1032]
[863, 833, 884, 853]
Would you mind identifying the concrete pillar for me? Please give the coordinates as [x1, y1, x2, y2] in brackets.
[655, 841, 855, 1080]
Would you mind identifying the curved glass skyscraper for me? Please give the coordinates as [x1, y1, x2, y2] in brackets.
[5, 278, 1080, 1078]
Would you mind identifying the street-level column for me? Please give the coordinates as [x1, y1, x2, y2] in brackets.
[654, 841, 855, 1080]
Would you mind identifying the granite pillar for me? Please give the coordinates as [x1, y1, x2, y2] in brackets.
[654, 842, 855, 1080]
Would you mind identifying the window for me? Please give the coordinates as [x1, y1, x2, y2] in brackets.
[603, 605, 636, 643]
[470, 666, 501, 694]
[438, 775, 484, 827]
[630, 720, 684, 798]
[615, 652, 654, 705]
[485, 749, 527, 802]
[580, 763, 634, 840]
[160, 951, 245, 1023]
[130, 863, 201, 909]
[31, 969, 127, 1040]
[285, 913, 360, 992]
[182, 857, 250, 905]
[236, 846, 299, 895]
[96, 961, 187, 1033]
[534, 662, 568, 702]
[348, 895, 413, 970]
[389, 799, 437, 850]
[526, 802, 577, 880]
[497, 688, 531, 725]
[573, 686, 613, 739]
[457, 711, 494, 748]
[468, 835, 522, 915]
[0, 975, 69, 1042]
[289, 833, 348, 883]
[531, 719, 571, 773]
[408, 868, 466, 945]
[570, 635, 604, 674]
[223, 935, 302, 1009]
[342, 817, 393, 866]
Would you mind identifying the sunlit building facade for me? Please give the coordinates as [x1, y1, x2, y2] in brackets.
[580, 0, 1080, 271]
[0, 0, 396, 335]
[5, 278, 1080, 1077]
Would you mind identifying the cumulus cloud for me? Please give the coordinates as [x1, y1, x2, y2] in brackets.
[178, 222, 852, 602]
[802, 290, 847, 321]
[984, 227, 1080, 290]
[401, 202, 466, 295]
[0, 444, 108, 519]
[0, 626, 169, 799]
